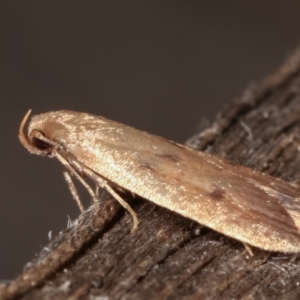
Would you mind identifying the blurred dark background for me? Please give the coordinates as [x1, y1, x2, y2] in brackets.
[1, 1, 299, 279]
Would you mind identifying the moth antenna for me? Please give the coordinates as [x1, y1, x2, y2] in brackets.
[18, 109, 44, 155]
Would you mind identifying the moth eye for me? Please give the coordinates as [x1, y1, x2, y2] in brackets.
[29, 130, 53, 153]
[32, 137, 52, 151]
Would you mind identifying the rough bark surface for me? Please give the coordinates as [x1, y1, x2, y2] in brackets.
[2, 48, 300, 300]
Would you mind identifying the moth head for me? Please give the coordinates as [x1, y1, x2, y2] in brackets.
[19, 110, 62, 156]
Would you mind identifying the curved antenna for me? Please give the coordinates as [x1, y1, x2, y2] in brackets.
[18, 109, 44, 155]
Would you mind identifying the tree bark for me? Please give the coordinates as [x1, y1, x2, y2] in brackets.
[2, 48, 300, 300]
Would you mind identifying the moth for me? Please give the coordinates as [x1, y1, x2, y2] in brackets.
[19, 110, 300, 252]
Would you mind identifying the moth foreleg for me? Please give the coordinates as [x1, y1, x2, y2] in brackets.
[55, 151, 99, 210]
[56, 150, 138, 231]
[63, 171, 84, 213]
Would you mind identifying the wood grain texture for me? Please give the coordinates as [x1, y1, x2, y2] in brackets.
[3, 47, 300, 300]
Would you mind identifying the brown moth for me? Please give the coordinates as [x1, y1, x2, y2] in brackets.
[19, 110, 300, 252]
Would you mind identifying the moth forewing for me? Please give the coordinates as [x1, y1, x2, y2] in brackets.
[19, 110, 300, 252]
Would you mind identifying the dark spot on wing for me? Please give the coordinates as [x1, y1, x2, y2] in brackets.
[158, 153, 182, 163]
[276, 191, 300, 213]
[209, 187, 225, 201]
[139, 163, 155, 172]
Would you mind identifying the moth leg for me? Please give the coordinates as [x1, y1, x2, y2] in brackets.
[243, 242, 254, 256]
[55, 151, 99, 210]
[63, 171, 84, 213]
[95, 185, 100, 198]
[56, 150, 138, 231]
[103, 182, 139, 232]
[87, 172, 139, 231]
[95, 185, 103, 199]
[71, 171, 99, 209]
